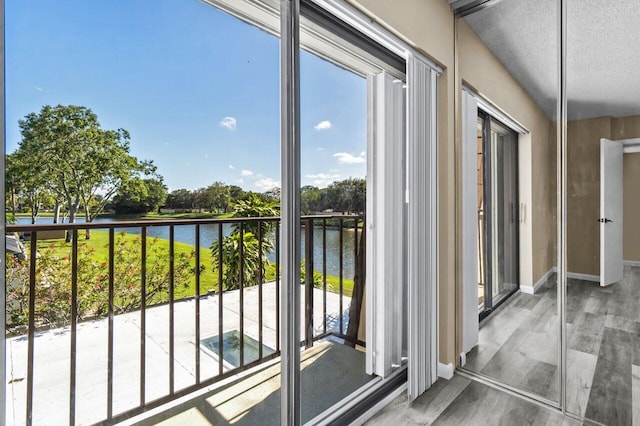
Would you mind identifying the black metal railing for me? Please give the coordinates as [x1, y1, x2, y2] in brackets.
[5, 214, 364, 425]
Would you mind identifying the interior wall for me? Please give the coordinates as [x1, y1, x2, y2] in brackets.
[457, 19, 557, 287]
[346, 0, 457, 366]
[613, 116, 640, 263]
[566, 115, 640, 275]
[623, 152, 640, 262]
[566, 117, 610, 276]
[345, 0, 558, 366]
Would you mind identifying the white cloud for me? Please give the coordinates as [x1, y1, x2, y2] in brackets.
[305, 173, 340, 180]
[314, 120, 332, 131]
[316, 147, 325, 151]
[219, 116, 237, 131]
[228, 164, 235, 169]
[255, 177, 280, 191]
[305, 173, 340, 187]
[236, 178, 244, 184]
[204, 153, 208, 159]
[333, 152, 365, 164]
[241, 169, 254, 177]
[329, 168, 338, 172]
[35, 86, 44, 92]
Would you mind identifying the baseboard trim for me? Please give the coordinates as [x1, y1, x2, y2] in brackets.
[623, 260, 640, 267]
[520, 286, 535, 295]
[521, 267, 604, 290]
[521, 266, 557, 294]
[438, 362, 454, 380]
[566, 272, 600, 282]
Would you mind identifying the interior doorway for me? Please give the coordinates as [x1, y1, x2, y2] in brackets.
[477, 111, 520, 320]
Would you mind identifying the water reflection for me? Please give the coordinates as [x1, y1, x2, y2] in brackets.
[16, 217, 359, 278]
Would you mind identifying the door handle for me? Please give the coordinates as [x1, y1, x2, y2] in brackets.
[597, 218, 613, 223]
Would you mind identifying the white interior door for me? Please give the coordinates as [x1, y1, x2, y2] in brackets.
[600, 138, 624, 286]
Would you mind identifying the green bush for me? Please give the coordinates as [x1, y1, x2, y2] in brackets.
[5, 232, 197, 330]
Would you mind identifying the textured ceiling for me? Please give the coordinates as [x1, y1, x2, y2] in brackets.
[464, 0, 640, 121]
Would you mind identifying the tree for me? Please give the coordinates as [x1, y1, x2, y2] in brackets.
[327, 178, 365, 213]
[210, 195, 279, 291]
[15, 105, 153, 239]
[167, 188, 195, 210]
[211, 232, 270, 291]
[113, 178, 168, 214]
[193, 188, 206, 212]
[231, 194, 279, 238]
[227, 185, 246, 207]
[263, 187, 281, 203]
[300, 185, 322, 214]
[5, 153, 20, 218]
[202, 182, 230, 213]
[6, 152, 56, 224]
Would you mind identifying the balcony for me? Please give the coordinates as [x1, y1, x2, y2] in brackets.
[5, 215, 370, 425]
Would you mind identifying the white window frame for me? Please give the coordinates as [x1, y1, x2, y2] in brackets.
[176, 0, 443, 420]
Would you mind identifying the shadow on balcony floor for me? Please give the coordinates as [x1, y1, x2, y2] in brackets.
[133, 340, 374, 425]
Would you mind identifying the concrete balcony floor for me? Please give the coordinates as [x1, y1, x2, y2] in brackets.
[6, 283, 362, 425]
[128, 340, 373, 425]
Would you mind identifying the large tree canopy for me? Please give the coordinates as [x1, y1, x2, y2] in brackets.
[14, 104, 154, 235]
[112, 178, 168, 214]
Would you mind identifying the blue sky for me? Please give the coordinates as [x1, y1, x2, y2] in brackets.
[5, 0, 367, 192]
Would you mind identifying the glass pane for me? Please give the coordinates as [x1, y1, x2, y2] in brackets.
[298, 25, 376, 422]
[477, 117, 486, 311]
[458, 0, 559, 402]
[5, 0, 281, 423]
[491, 123, 519, 306]
[565, 0, 639, 422]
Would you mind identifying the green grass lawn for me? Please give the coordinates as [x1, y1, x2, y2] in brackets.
[36, 230, 354, 301]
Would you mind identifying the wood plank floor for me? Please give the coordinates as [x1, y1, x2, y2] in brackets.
[368, 266, 640, 426]
[366, 375, 580, 425]
[465, 273, 560, 401]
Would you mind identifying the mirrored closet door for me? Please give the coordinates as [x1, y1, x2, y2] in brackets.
[565, 0, 640, 423]
[457, 0, 559, 403]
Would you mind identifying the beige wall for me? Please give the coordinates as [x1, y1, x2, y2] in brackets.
[346, 0, 558, 366]
[623, 152, 640, 262]
[568, 115, 640, 275]
[566, 117, 609, 275]
[614, 116, 640, 262]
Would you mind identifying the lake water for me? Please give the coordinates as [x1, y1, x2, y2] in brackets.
[17, 217, 359, 278]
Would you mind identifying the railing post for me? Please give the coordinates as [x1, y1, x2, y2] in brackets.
[26, 233, 37, 426]
[70, 229, 79, 426]
[304, 218, 314, 348]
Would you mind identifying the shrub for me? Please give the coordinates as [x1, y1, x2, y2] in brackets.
[5, 232, 198, 330]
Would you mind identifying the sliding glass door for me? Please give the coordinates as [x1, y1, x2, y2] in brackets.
[478, 111, 519, 320]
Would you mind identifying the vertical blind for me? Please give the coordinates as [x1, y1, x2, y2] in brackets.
[366, 71, 406, 378]
[406, 54, 439, 400]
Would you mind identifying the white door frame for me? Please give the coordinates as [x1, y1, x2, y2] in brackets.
[619, 138, 640, 153]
